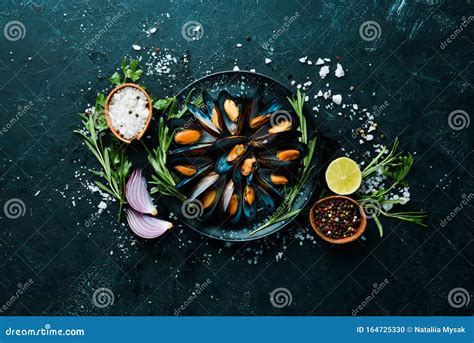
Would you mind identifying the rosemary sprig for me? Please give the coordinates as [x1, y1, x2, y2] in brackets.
[74, 99, 131, 221]
[147, 91, 203, 201]
[358, 138, 426, 236]
[250, 90, 316, 235]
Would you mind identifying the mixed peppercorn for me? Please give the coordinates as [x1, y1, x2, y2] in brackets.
[313, 198, 362, 240]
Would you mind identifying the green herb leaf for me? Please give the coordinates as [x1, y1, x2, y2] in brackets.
[109, 72, 121, 86]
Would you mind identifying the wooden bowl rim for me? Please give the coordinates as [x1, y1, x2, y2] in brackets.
[104, 83, 153, 144]
[309, 195, 367, 244]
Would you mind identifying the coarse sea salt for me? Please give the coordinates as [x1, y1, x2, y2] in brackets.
[335, 63, 345, 78]
[315, 58, 325, 65]
[108, 87, 150, 140]
[319, 66, 330, 79]
[332, 94, 342, 105]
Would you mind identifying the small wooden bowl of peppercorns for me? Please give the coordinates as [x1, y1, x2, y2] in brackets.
[310, 195, 366, 244]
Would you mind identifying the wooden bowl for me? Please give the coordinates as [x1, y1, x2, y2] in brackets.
[310, 195, 367, 244]
[104, 83, 153, 144]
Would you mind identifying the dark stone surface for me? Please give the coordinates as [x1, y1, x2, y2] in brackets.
[0, 0, 472, 316]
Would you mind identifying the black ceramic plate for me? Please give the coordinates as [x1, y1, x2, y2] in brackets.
[165, 71, 318, 241]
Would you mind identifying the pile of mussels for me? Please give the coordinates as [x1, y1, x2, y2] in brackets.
[166, 87, 308, 224]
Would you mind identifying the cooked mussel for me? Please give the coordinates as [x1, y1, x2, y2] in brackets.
[252, 111, 298, 140]
[167, 157, 213, 189]
[249, 100, 282, 129]
[256, 168, 296, 189]
[228, 183, 243, 224]
[215, 143, 248, 174]
[257, 143, 308, 169]
[174, 128, 217, 145]
[218, 91, 243, 135]
[240, 156, 256, 177]
[243, 184, 256, 221]
[187, 91, 223, 135]
[196, 176, 225, 220]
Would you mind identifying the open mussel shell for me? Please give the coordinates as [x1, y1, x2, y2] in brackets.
[227, 182, 243, 224]
[218, 90, 245, 135]
[242, 170, 257, 221]
[255, 185, 276, 213]
[175, 164, 214, 190]
[187, 92, 222, 135]
[248, 86, 282, 130]
[215, 143, 248, 175]
[168, 117, 217, 146]
[167, 157, 214, 189]
[251, 110, 299, 140]
[196, 176, 225, 220]
[257, 142, 308, 169]
[209, 135, 249, 152]
[257, 168, 296, 187]
[248, 100, 281, 129]
[250, 130, 300, 149]
[203, 90, 224, 132]
[255, 172, 285, 199]
[188, 172, 220, 200]
[168, 143, 213, 157]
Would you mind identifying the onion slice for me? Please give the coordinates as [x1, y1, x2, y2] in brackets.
[126, 169, 158, 215]
[125, 207, 172, 239]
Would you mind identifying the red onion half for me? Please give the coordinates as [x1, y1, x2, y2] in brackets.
[125, 207, 173, 239]
[126, 169, 158, 216]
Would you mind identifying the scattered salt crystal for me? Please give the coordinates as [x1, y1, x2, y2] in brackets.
[233, 65, 240, 71]
[335, 63, 345, 78]
[249, 69, 256, 72]
[236, 43, 242, 48]
[332, 94, 342, 105]
[265, 58, 272, 64]
[315, 58, 325, 65]
[353, 104, 359, 110]
[276, 252, 283, 261]
[132, 44, 142, 51]
[366, 134, 374, 141]
[324, 58, 331, 62]
[319, 65, 330, 79]
[307, 60, 313, 65]
[299, 56, 308, 63]
[98, 201, 107, 210]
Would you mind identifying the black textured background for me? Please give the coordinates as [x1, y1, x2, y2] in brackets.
[0, 0, 473, 316]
